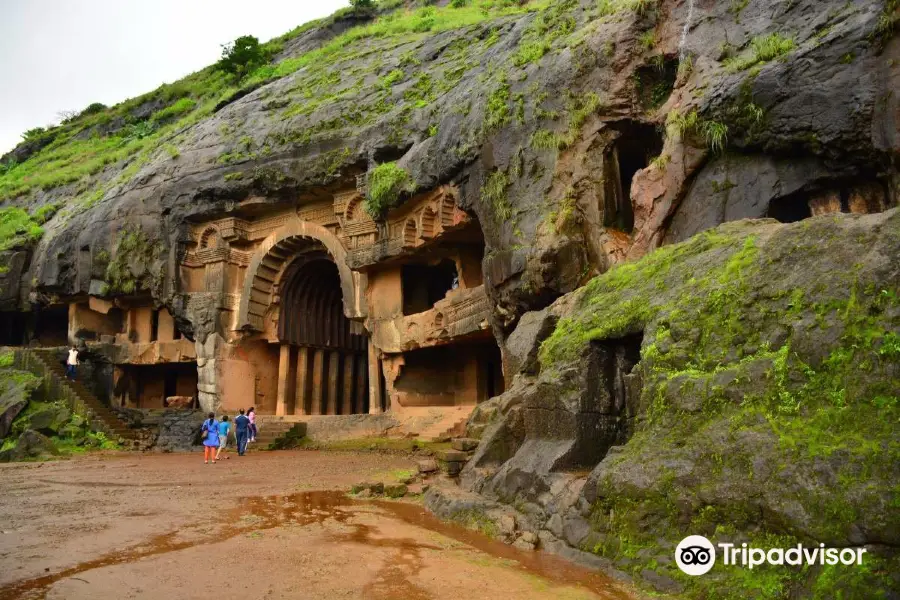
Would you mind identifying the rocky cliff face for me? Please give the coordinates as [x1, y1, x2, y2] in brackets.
[1, 0, 898, 596]
[1, 0, 897, 332]
[447, 208, 900, 597]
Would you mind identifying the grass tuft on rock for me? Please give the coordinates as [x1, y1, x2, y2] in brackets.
[364, 162, 413, 218]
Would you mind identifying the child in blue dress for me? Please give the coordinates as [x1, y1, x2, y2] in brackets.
[201, 413, 219, 464]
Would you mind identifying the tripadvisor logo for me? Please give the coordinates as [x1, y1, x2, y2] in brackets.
[676, 535, 716, 575]
[675, 535, 867, 576]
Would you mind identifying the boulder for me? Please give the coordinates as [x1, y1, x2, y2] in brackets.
[384, 483, 408, 499]
[502, 308, 557, 376]
[26, 406, 72, 436]
[0, 429, 59, 462]
[165, 396, 193, 409]
[0, 380, 30, 439]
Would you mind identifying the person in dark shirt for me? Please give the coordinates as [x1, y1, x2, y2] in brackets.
[233, 409, 251, 456]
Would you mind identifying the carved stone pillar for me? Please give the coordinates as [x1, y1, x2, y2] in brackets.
[276, 344, 292, 416]
[355, 352, 367, 414]
[326, 350, 340, 415]
[295, 346, 309, 416]
[341, 354, 355, 415]
[311, 348, 325, 416]
[367, 339, 383, 414]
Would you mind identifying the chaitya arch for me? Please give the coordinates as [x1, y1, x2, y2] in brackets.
[236, 220, 367, 332]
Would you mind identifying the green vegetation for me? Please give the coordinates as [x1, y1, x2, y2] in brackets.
[365, 162, 412, 217]
[0, 207, 44, 251]
[875, 0, 899, 41]
[0, 0, 550, 220]
[530, 92, 601, 151]
[512, 0, 577, 67]
[725, 32, 795, 72]
[481, 169, 512, 221]
[216, 35, 270, 79]
[667, 109, 729, 153]
[484, 79, 511, 131]
[537, 212, 900, 598]
[597, 0, 658, 16]
[102, 227, 160, 295]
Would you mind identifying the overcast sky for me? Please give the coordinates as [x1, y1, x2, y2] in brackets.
[0, 0, 349, 154]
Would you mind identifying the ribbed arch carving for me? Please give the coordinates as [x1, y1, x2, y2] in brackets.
[236, 220, 366, 332]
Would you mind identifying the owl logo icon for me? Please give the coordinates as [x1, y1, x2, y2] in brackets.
[675, 535, 716, 575]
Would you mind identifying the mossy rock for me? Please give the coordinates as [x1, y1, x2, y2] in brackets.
[0, 429, 59, 462]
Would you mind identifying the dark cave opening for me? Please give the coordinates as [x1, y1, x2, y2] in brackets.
[635, 57, 679, 111]
[0, 312, 27, 345]
[604, 122, 664, 232]
[33, 305, 69, 347]
[401, 259, 459, 316]
[767, 195, 813, 223]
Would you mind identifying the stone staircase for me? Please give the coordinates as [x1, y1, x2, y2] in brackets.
[4, 347, 137, 445]
[252, 415, 307, 449]
[415, 409, 473, 442]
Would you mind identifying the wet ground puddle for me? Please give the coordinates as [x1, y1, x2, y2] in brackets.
[1, 491, 631, 599]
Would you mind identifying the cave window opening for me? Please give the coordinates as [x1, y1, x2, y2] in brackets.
[605, 122, 664, 233]
[839, 189, 851, 214]
[392, 338, 504, 407]
[767, 195, 813, 223]
[116, 362, 198, 409]
[32, 305, 69, 347]
[401, 259, 458, 316]
[0, 312, 27, 345]
[150, 310, 159, 342]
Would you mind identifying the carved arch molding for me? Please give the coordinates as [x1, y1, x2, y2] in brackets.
[236, 221, 367, 332]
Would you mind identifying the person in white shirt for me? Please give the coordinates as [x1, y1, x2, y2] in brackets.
[66, 347, 79, 380]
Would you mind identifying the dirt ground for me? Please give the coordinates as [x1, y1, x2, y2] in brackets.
[0, 450, 637, 600]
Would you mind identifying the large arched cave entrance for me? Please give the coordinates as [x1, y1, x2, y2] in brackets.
[273, 251, 374, 415]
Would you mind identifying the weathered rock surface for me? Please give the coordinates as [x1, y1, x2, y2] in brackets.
[25, 405, 72, 436]
[458, 210, 900, 598]
[153, 410, 205, 452]
[0, 0, 895, 343]
[0, 374, 32, 439]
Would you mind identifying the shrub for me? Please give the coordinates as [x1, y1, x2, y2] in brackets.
[21, 127, 46, 142]
[365, 162, 412, 217]
[217, 35, 269, 79]
[349, 0, 375, 11]
[80, 102, 108, 116]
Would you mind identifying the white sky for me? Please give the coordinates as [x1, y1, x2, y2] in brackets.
[0, 0, 350, 154]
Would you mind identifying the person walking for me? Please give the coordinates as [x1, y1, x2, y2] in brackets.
[234, 409, 250, 456]
[247, 406, 257, 443]
[66, 346, 79, 380]
[215, 415, 231, 461]
[201, 413, 219, 464]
